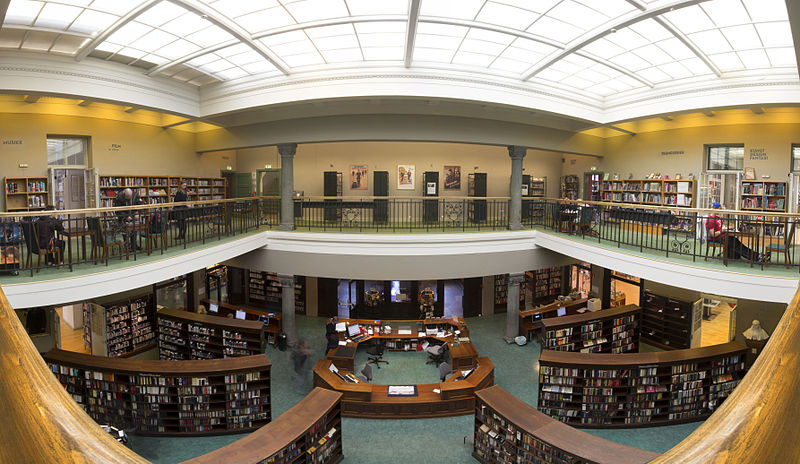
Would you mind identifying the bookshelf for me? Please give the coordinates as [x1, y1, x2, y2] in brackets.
[157, 308, 266, 361]
[537, 341, 748, 427]
[560, 175, 580, 200]
[83, 294, 156, 358]
[601, 179, 696, 207]
[184, 387, 343, 464]
[200, 298, 282, 346]
[740, 181, 787, 211]
[4, 176, 49, 211]
[641, 291, 700, 350]
[531, 267, 563, 305]
[45, 349, 272, 436]
[248, 271, 306, 314]
[98, 175, 226, 207]
[529, 177, 546, 221]
[494, 274, 525, 310]
[540, 305, 641, 354]
[474, 385, 660, 464]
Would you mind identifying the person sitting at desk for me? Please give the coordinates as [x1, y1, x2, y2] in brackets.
[326, 316, 338, 335]
[113, 188, 144, 251]
[706, 202, 767, 263]
[326, 331, 339, 352]
[36, 206, 64, 265]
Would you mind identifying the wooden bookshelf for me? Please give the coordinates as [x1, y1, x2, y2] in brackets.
[248, 270, 306, 314]
[537, 341, 748, 428]
[200, 298, 282, 346]
[560, 175, 580, 200]
[540, 304, 641, 354]
[98, 175, 225, 207]
[740, 180, 787, 211]
[83, 294, 156, 358]
[184, 387, 343, 464]
[518, 298, 589, 341]
[4, 176, 49, 211]
[641, 291, 700, 350]
[531, 267, 563, 305]
[157, 308, 266, 360]
[474, 385, 660, 464]
[601, 179, 696, 207]
[44, 349, 272, 436]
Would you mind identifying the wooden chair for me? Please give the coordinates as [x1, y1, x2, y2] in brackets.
[705, 236, 727, 266]
[766, 221, 796, 269]
[551, 203, 570, 233]
[577, 206, 595, 236]
[21, 221, 50, 273]
[87, 217, 128, 263]
[145, 212, 167, 255]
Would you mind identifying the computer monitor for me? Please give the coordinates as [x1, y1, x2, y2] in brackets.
[556, 307, 567, 317]
[347, 324, 361, 337]
[208, 303, 218, 313]
[235, 310, 246, 320]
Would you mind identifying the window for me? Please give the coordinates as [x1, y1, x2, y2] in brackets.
[706, 145, 743, 171]
[47, 136, 88, 166]
[792, 144, 800, 171]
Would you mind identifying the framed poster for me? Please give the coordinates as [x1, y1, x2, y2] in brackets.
[744, 167, 755, 180]
[350, 165, 368, 190]
[397, 165, 415, 190]
[444, 165, 461, 190]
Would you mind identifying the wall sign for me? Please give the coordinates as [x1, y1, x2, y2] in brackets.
[2, 139, 23, 145]
[660, 150, 684, 156]
[749, 148, 767, 160]
[108, 143, 121, 152]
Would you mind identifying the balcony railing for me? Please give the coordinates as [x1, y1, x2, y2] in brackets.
[527, 198, 800, 272]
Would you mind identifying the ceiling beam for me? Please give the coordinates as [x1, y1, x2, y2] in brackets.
[78, 100, 93, 107]
[166, 0, 290, 75]
[404, 0, 421, 68]
[23, 95, 40, 103]
[703, 110, 715, 117]
[786, 0, 800, 81]
[2, 24, 93, 39]
[0, 0, 10, 29]
[522, 0, 708, 80]
[607, 125, 636, 136]
[75, 0, 159, 61]
[661, 115, 673, 121]
[751, 107, 765, 114]
[124, 106, 137, 113]
[162, 118, 195, 129]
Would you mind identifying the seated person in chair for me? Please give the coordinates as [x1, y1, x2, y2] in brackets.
[706, 202, 766, 263]
[113, 188, 144, 251]
[36, 206, 65, 265]
[326, 331, 339, 353]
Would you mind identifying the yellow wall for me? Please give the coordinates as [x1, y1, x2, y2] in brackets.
[0, 113, 234, 210]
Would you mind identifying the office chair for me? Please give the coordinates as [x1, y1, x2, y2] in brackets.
[367, 339, 389, 368]
[359, 363, 373, 383]
[439, 362, 452, 382]
[426, 342, 448, 365]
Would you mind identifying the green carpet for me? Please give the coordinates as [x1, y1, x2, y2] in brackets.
[127, 314, 700, 463]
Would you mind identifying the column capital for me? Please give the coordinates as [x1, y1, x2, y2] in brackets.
[507, 145, 527, 160]
[277, 143, 297, 157]
[508, 272, 525, 286]
[277, 274, 295, 287]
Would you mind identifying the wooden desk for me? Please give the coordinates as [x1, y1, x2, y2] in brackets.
[518, 298, 588, 340]
[313, 357, 494, 418]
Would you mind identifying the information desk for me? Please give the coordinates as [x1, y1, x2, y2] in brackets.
[327, 317, 478, 372]
[475, 385, 660, 464]
[200, 298, 282, 346]
[44, 349, 271, 436]
[537, 341, 748, 428]
[313, 357, 494, 419]
[519, 298, 589, 340]
[183, 387, 343, 464]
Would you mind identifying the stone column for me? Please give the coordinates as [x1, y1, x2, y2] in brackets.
[504, 272, 525, 343]
[278, 274, 296, 346]
[278, 143, 297, 231]
[508, 145, 526, 230]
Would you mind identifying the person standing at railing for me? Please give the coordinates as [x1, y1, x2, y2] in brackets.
[173, 181, 189, 239]
[113, 188, 144, 252]
[706, 202, 768, 263]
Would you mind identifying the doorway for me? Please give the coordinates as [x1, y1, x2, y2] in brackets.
[609, 271, 642, 307]
[570, 262, 592, 298]
[700, 294, 737, 346]
[699, 172, 741, 210]
[583, 172, 603, 201]
[257, 169, 281, 196]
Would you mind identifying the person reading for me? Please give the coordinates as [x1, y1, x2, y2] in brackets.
[706, 202, 766, 263]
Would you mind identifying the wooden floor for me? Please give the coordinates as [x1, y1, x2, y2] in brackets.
[55, 306, 91, 354]
[700, 302, 732, 346]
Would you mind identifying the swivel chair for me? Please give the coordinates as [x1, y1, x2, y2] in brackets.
[426, 342, 448, 365]
[439, 362, 452, 381]
[359, 363, 373, 383]
[367, 339, 389, 368]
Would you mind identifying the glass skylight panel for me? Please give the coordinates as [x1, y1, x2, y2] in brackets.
[282, 52, 325, 67]
[184, 28, 235, 48]
[236, 6, 295, 34]
[362, 46, 403, 61]
[94, 41, 122, 54]
[345, 0, 408, 16]
[313, 34, 360, 51]
[354, 22, 405, 34]
[51, 35, 88, 53]
[765, 47, 796, 67]
[658, 61, 693, 79]
[535, 68, 569, 84]
[657, 38, 696, 61]
[419, 0, 485, 21]
[742, 0, 787, 22]
[216, 67, 248, 80]
[320, 48, 363, 63]
[700, 0, 749, 27]
[636, 67, 672, 83]
[585, 84, 616, 97]
[755, 22, 793, 48]
[260, 34, 317, 57]
[492, 44, 547, 68]
[415, 33, 464, 50]
[53, 0, 91, 6]
[215, 43, 251, 58]
[584, 0, 635, 19]
[241, 60, 278, 74]
[737, 49, 770, 68]
[690, 29, 733, 55]
[136, 2, 187, 27]
[282, 0, 349, 23]
[68, 9, 118, 36]
[577, 38, 622, 59]
[5, 1, 44, 26]
[560, 74, 593, 90]
[663, 5, 715, 34]
[117, 47, 147, 59]
[491, 58, 531, 73]
[628, 19, 672, 43]
[528, 15, 583, 44]
[140, 53, 168, 64]
[34, 2, 82, 29]
[208, 0, 277, 18]
[193, 57, 233, 73]
[601, 76, 635, 92]
[130, 29, 177, 52]
[604, 28, 648, 51]
[546, 0, 608, 32]
[571, 67, 613, 84]
[633, 44, 673, 66]
[459, 38, 506, 56]
[160, 11, 210, 37]
[452, 50, 495, 67]
[680, 57, 714, 75]
[106, 22, 153, 46]
[413, 47, 456, 63]
[357, 32, 404, 48]
[474, 1, 539, 30]
[610, 52, 650, 72]
[156, 39, 201, 59]
[709, 52, 744, 71]
[89, 0, 150, 16]
[720, 24, 762, 50]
